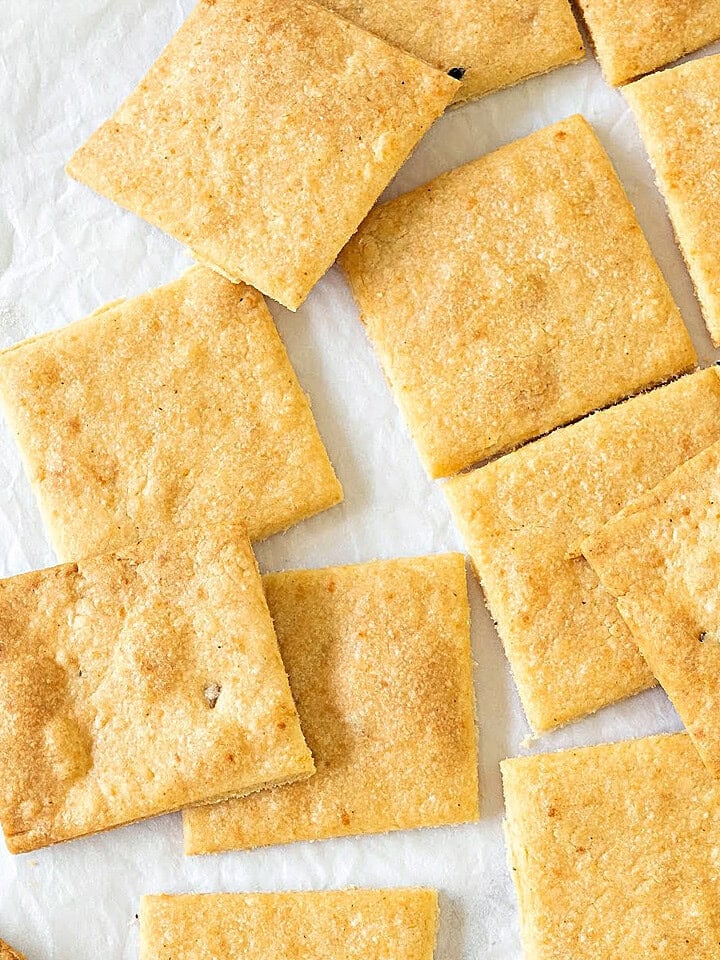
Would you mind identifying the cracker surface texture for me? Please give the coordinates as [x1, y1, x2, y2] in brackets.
[65, 0, 457, 310]
[625, 55, 720, 345]
[340, 114, 695, 478]
[184, 554, 478, 853]
[0, 267, 341, 562]
[0, 524, 313, 854]
[0, 942, 24, 960]
[502, 733, 720, 959]
[576, 0, 720, 85]
[317, 0, 583, 102]
[584, 438, 720, 778]
[444, 368, 720, 732]
[140, 889, 438, 960]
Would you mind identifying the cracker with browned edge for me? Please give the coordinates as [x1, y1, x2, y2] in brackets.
[0, 524, 313, 854]
[318, 0, 583, 103]
[66, 0, 457, 310]
[140, 889, 438, 960]
[0, 267, 341, 562]
[502, 734, 720, 959]
[340, 115, 695, 479]
[444, 369, 720, 732]
[625, 54, 720, 345]
[184, 554, 478, 853]
[577, 0, 720, 85]
[584, 437, 720, 778]
[0, 942, 24, 960]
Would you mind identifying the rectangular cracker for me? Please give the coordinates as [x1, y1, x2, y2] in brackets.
[502, 733, 720, 959]
[184, 554, 478, 853]
[576, 0, 720, 85]
[444, 368, 720, 733]
[317, 0, 583, 103]
[140, 889, 438, 960]
[0, 943, 23, 960]
[0, 524, 313, 854]
[0, 267, 342, 563]
[66, 0, 457, 311]
[625, 54, 720, 345]
[583, 438, 720, 778]
[340, 115, 695, 479]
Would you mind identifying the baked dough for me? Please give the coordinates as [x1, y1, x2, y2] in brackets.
[66, 0, 457, 310]
[625, 54, 720, 345]
[0, 524, 313, 854]
[340, 114, 695, 478]
[583, 437, 720, 779]
[140, 889, 438, 960]
[444, 368, 720, 732]
[184, 554, 478, 853]
[502, 733, 720, 959]
[576, 0, 720, 85]
[0, 942, 24, 960]
[317, 0, 584, 103]
[0, 267, 342, 562]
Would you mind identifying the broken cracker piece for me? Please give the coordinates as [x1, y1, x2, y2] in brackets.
[444, 368, 720, 732]
[583, 436, 720, 779]
[0, 267, 342, 562]
[340, 114, 695, 479]
[625, 54, 720, 345]
[502, 733, 720, 959]
[184, 554, 478, 853]
[66, 0, 457, 310]
[0, 524, 313, 854]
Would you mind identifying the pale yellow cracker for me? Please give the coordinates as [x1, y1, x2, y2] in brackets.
[576, 0, 720, 85]
[502, 733, 720, 959]
[140, 889, 438, 960]
[0, 267, 342, 563]
[184, 554, 478, 853]
[625, 54, 720, 345]
[0, 524, 313, 854]
[584, 437, 720, 779]
[0, 942, 24, 960]
[317, 0, 584, 103]
[66, 0, 457, 311]
[444, 368, 720, 733]
[340, 115, 695, 479]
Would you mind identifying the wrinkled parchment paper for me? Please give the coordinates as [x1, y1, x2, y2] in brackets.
[1, 3, 719, 956]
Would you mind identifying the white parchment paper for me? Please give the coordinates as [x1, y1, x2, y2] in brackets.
[1, 3, 719, 956]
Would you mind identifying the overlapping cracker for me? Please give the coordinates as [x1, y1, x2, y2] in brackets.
[444, 369, 720, 732]
[0, 267, 341, 562]
[184, 554, 478, 853]
[0, 524, 313, 853]
[340, 115, 695, 478]
[66, 0, 457, 309]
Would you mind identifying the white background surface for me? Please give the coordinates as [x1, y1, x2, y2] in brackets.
[1, 3, 719, 956]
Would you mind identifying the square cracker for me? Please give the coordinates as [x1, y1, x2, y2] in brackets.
[576, 0, 720, 85]
[0, 524, 313, 854]
[0, 944, 23, 960]
[65, 0, 457, 311]
[184, 554, 478, 854]
[317, 0, 583, 103]
[501, 733, 720, 959]
[584, 437, 720, 778]
[0, 266, 342, 563]
[625, 54, 720, 345]
[140, 889, 438, 960]
[340, 114, 695, 479]
[444, 368, 720, 733]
